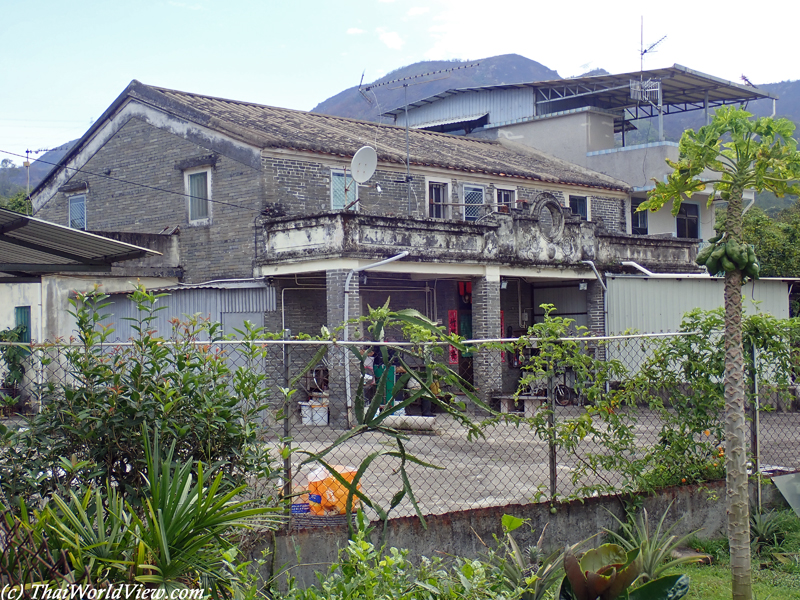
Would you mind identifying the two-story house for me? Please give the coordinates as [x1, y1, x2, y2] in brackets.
[25, 79, 753, 425]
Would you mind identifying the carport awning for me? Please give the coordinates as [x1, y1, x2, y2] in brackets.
[0, 207, 160, 281]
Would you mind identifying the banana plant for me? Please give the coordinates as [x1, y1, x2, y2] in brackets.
[558, 543, 689, 600]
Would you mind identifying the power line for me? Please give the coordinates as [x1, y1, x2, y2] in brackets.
[0, 149, 260, 214]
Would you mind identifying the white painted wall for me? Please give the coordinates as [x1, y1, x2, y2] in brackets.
[0, 283, 42, 340]
[1, 275, 178, 343]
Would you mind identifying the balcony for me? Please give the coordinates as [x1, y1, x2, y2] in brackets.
[260, 210, 700, 273]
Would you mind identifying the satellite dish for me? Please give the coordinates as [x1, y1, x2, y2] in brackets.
[351, 146, 377, 184]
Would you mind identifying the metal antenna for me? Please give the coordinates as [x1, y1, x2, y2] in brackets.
[360, 62, 480, 216]
[639, 17, 666, 72]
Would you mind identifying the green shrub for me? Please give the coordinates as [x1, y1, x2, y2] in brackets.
[0, 287, 280, 508]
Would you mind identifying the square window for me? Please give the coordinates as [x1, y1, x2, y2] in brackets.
[69, 194, 86, 230]
[631, 200, 648, 235]
[676, 204, 699, 238]
[497, 188, 515, 211]
[331, 170, 356, 210]
[463, 184, 484, 221]
[569, 195, 588, 220]
[429, 182, 448, 219]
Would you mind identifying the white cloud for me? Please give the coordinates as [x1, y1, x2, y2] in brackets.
[407, 6, 430, 16]
[376, 28, 404, 50]
[347, 28, 365, 35]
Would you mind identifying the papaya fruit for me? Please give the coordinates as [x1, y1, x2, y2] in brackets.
[696, 244, 714, 266]
[720, 255, 737, 273]
[725, 239, 748, 270]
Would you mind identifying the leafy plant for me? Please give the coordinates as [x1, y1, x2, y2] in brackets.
[294, 301, 488, 537]
[0, 323, 28, 399]
[0, 286, 280, 509]
[603, 502, 703, 584]
[490, 514, 591, 600]
[40, 426, 283, 598]
[282, 516, 517, 600]
[751, 509, 786, 553]
[559, 543, 690, 600]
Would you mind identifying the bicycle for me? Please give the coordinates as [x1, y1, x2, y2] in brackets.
[530, 382, 579, 406]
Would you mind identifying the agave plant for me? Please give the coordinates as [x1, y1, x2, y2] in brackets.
[40, 426, 284, 598]
[603, 502, 702, 583]
[559, 543, 690, 600]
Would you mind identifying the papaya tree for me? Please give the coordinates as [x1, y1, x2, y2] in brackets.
[639, 106, 800, 600]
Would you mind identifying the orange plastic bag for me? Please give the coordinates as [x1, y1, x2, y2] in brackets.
[306, 465, 361, 516]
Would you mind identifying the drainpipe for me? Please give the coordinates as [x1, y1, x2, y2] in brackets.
[621, 260, 712, 279]
[343, 251, 410, 428]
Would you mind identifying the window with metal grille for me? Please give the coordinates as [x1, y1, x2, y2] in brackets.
[14, 306, 31, 343]
[676, 203, 699, 238]
[69, 194, 86, 230]
[463, 184, 484, 221]
[569, 195, 588, 220]
[631, 200, 648, 235]
[187, 170, 210, 222]
[497, 188, 515, 211]
[429, 182, 447, 219]
[331, 170, 356, 210]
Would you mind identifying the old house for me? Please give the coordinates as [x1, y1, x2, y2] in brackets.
[20, 78, 786, 425]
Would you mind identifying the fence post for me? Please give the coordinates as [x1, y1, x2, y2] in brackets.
[282, 337, 292, 508]
[548, 370, 557, 500]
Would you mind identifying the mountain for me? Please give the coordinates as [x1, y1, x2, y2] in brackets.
[311, 54, 560, 123]
[0, 140, 78, 199]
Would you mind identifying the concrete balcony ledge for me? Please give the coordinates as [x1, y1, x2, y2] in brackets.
[260, 212, 700, 273]
[597, 231, 701, 273]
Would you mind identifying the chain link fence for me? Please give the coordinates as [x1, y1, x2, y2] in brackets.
[2, 331, 799, 521]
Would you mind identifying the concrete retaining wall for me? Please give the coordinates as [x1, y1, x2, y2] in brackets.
[260, 480, 783, 590]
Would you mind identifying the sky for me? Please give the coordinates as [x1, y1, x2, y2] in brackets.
[1, 0, 798, 165]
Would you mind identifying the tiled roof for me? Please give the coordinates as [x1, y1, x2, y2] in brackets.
[141, 83, 628, 192]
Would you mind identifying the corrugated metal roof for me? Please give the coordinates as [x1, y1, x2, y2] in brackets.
[0, 207, 159, 280]
[383, 64, 775, 118]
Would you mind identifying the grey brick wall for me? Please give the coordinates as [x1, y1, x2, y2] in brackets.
[591, 194, 626, 233]
[36, 117, 263, 283]
[471, 276, 503, 413]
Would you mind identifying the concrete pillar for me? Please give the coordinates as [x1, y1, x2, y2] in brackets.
[471, 268, 503, 414]
[325, 269, 361, 429]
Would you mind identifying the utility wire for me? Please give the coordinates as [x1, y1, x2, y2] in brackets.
[0, 149, 260, 214]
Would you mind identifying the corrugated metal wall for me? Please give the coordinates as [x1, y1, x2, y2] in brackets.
[103, 286, 276, 341]
[606, 276, 790, 335]
[401, 88, 536, 129]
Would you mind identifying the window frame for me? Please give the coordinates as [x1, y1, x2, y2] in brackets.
[462, 183, 485, 222]
[184, 167, 212, 225]
[68, 193, 87, 231]
[568, 195, 589, 221]
[631, 199, 648, 235]
[676, 202, 700, 239]
[496, 187, 516, 212]
[331, 169, 357, 211]
[427, 178, 451, 219]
